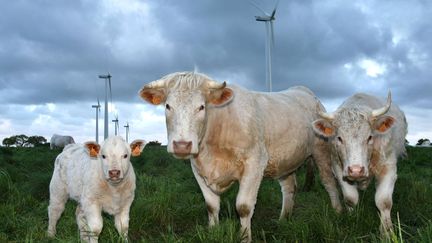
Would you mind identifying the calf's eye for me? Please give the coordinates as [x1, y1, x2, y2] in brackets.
[123, 154, 128, 159]
[367, 135, 373, 143]
[165, 104, 171, 110]
[198, 105, 205, 111]
[102, 155, 106, 159]
[337, 136, 343, 144]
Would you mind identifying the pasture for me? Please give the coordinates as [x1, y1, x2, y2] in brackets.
[0, 145, 431, 242]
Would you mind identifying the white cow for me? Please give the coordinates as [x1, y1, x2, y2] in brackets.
[50, 134, 75, 149]
[312, 92, 407, 234]
[47, 136, 146, 242]
[139, 71, 341, 242]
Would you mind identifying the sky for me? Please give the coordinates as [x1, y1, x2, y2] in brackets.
[0, 0, 431, 145]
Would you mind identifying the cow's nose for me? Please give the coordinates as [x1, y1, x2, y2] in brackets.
[348, 165, 365, 178]
[173, 140, 192, 156]
[108, 170, 120, 179]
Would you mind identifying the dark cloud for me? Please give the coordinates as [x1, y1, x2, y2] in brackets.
[0, 0, 431, 143]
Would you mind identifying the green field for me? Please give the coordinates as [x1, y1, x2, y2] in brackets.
[0, 145, 431, 242]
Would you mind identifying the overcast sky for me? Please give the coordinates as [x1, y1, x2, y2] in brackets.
[0, 0, 431, 145]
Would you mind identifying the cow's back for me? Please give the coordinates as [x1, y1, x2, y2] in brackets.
[205, 85, 322, 178]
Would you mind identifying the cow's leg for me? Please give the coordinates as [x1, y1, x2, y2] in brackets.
[375, 159, 397, 234]
[278, 173, 296, 219]
[47, 175, 68, 237]
[312, 140, 343, 212]
[236, 157, 265, 243]
[333, 163, 359, 210]
[79, 204, 103, 243]
[191, 163, 220, 226]
[114, 206, 131, 240]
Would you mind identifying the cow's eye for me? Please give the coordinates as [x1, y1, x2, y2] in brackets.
[123, 154, 128, 159]
[198, 105, 205, 111]
[102, 155, 106, 159]
[337, 136, 343, 144]
[367, 135, 373, 143]
[165, 104, 171, 110]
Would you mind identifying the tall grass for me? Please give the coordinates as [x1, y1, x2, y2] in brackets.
[0, 145, 431, 242]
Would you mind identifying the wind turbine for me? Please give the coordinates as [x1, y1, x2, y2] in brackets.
[251, 0, 278, 92]
[98, 73, 112, 140]
[112, 114, 119, 136]
[91, 99, 101, 143]
[124, 122, 130, 143]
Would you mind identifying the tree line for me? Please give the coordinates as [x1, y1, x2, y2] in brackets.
[2, 134, 47, 147]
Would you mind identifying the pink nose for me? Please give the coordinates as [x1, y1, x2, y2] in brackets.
[108, 170, 120, 179]
[173, 140, 192, 156]
[348, 165, 365, 179]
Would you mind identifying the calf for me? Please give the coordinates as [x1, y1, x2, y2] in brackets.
[47, 136, 146, 242]
[312, 92, 407, 233]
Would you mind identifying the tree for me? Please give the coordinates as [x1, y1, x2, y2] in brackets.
[147, 140, 162, 146]
[12, 134, 29, 147]
[2, 137, 15, 147]
[416, 138, 430, 146]
[27, 136, 47, 147]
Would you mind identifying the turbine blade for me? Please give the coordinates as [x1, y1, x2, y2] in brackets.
[249, 0, 269, 15]
[270, 21, 275, 48]
[271, 0, 279, 19]
[109, 78, 112, 105]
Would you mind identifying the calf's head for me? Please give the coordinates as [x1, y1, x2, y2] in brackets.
[139, 72, 234, 159]
[312, 93, 395, 182]
[85, 136, 146, 183]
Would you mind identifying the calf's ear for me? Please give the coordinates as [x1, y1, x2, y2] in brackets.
[312, 119, 336, 138]
[84, 141, 100, 158]
[373, 115, 395, 134]
[207, 82, 234, 106]
[130, 139, 147, 157]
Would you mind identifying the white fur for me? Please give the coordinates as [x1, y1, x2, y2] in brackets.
[47, 136, 145, 242]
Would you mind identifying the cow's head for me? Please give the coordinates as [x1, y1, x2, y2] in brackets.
[312, 92, 395, 182]
[139, 72, 234, 159]
[84, 136, 146, 184]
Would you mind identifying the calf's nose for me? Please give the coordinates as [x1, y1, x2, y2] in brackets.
[348, 165, 365, 178]
[108, 169, 120, 179]
[173, 140, 192, 155]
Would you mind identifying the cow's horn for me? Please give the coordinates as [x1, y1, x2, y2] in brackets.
[144, 79, 167, 89]
[318, 111, 335, 120]
[372, 91, 392, 117]
[207, 80, 226, 89]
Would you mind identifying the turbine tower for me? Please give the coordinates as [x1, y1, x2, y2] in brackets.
[112, 114, 119, 136]
[98, 73, 112, 140]
[124, 122, 130, 143]
[91, 99, 101, 143]
[251, 0, 278, 92]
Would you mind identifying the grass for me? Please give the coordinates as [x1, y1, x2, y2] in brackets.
[0, 145, 431, 242]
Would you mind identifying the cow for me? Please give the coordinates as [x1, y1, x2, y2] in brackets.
[47, 136, 146, 242]
[50, 134, 75, 150]
[312, 92, 407, 234]
[139, 71, 342, 242]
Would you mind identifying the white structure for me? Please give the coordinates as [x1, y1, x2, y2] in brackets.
[98, 73, 112, 140]
[139, 71, 340, 242]
[92, 99, 101, 143]
[47, 136, 146, 242]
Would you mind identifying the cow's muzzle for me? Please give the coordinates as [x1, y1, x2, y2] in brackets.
[108, 169, 121, 181]
[343, 165, 368, 182]
[172, 140, 193, 158]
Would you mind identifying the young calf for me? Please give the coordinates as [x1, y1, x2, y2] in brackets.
[47, 136, 146, 242]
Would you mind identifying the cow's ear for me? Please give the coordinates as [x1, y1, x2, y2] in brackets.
[84, 141, 100, 158]
[139, 87, 166, 105]
[373, 115, 395, 134]
[130, 139, 146, 157]
[312, 119, 336, 137]
[207, 82, 234, 106]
